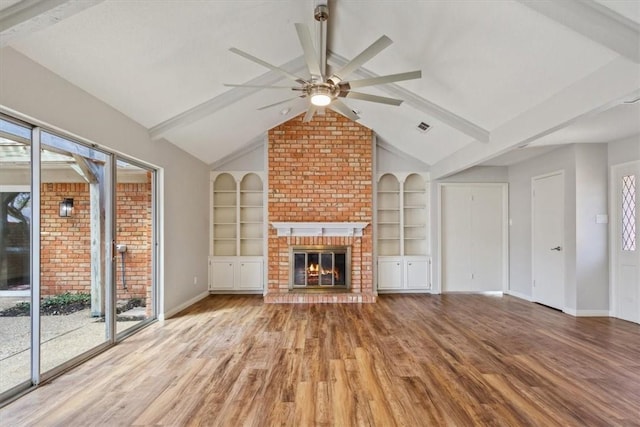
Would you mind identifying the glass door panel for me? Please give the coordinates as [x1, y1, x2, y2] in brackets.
[115, 159, 155, 335]
[39, 131, 111, 374]
[0, 118, 33, 394]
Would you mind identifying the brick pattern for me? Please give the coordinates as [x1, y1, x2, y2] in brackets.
[267, 111, 374, 303]
[40, 182, 152, 310]
[114, 181, 153, 310]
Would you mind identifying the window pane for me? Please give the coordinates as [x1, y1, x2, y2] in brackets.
[622, 175, 636, 251]
[0, 117, 32, 394]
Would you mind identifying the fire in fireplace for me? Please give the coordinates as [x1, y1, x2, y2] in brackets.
[290, 246, 350, 289]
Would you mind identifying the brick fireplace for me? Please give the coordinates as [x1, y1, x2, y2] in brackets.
[265, 110, 375, 303]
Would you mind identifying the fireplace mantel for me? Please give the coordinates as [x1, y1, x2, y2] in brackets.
[271, 222, 369, 237]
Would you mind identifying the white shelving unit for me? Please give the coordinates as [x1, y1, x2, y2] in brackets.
[376, 172, 430, 292]
[210, 172, 265, 293]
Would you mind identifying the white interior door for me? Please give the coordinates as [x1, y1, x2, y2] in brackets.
[532, 172, 564, 310]
[613, 162, 640, 324]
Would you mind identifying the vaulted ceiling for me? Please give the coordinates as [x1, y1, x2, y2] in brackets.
[1, 0, 639, 178]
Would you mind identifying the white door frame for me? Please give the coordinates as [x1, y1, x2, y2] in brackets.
[437, 182, 509, 294]
[531, 170, 565, 311]
[609, 160, 640, 320]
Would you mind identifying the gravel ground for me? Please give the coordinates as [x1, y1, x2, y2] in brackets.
[0, 299, 141, 393]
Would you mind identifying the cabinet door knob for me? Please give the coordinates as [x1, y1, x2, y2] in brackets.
[408, 262, 412, 266]
[397, 263, 400, 266]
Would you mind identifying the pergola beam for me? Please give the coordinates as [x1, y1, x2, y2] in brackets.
[71, 154, 99, 184]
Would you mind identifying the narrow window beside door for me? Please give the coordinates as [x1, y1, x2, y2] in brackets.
[622, 175, 636, 251]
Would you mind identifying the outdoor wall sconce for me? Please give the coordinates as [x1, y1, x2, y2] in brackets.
[59, 198, 74, 217]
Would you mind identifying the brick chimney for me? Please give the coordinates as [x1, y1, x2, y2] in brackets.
[266, 110, 375, 303]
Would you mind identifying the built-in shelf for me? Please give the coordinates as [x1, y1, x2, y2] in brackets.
[376, 172, 430, 292]
[211, 172, 265, 257]
[210, 171, 265, 293]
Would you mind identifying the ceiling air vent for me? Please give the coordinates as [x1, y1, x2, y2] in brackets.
[417, 121, 431, 133]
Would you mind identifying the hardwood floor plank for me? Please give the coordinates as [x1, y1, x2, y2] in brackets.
[1, 294, 639, 426]
[329, 359, 356, 426]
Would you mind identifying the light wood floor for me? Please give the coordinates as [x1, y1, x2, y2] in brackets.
[2, 294, 639, 426]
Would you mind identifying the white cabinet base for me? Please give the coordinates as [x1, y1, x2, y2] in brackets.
[377, 256, 431, 293]
[209, 257, 263, 293]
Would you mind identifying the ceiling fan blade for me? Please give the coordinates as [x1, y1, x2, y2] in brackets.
[303, 105, 317, 122]
[343, 91, 403, 106]
[295, 23, 322, 79]
[229, 47, 307, 85]
[257, 96, 304, 110]
[329, 99, 360, 121]
[224, 83, 299, 89]
[329, 35, 393, 84]
[344, 70, 422, 89]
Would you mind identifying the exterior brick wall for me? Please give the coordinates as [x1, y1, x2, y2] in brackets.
[266, 111, 375, 303]
[41, 183, 91, 296]
[40, 181, 152, 310]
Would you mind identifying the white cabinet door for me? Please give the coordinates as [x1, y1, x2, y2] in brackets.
[210, 260, 235, 290]
[238, 260, 263, 290]
[406, 259, 429, 289]
[378, 258, 403, 289]
[471, 186, 505, 292]
[441, 185, 472, 291]
[440, 184, 506, 292]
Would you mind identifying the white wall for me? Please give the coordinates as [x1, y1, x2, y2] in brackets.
[0, 48, 210, 317]
[575, 144, 609, 313]
[376, 143, 430, 173]
[437, 166, 508, 183]
[507, 145, 577, 304]
[211, 138, 265, 171]
[507, 143, 612, 314]
[608, 135, 640, 165]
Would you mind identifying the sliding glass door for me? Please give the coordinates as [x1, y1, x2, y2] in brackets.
[115, 158, 155, 336]
[39, 131, 112, 376]
[0, 114, 158, 403]
[0, 118, 33, 395]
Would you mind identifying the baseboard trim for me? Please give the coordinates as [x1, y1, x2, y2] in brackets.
[160, 291, 209, 320]
[504, 290, 533, 302]
[208, 290, 263, 295]
[573, 309, 610, 317]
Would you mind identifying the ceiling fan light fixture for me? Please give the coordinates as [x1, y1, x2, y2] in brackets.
[310, 86, 333, 106]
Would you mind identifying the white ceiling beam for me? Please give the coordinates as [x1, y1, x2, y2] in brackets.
[149, 56, 308, 141]
[518, 0, 640, 63]
[430, 57, 640, 179]
[0, 0, 105, 47]
[328, 52, 490, 144]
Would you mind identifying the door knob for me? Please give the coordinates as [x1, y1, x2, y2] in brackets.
[550, 246, 562, 251]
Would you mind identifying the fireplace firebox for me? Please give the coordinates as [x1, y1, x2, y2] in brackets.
[290, 246, 350, 289]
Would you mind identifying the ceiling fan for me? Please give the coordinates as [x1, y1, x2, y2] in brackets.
[224, 3, 421, 122]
